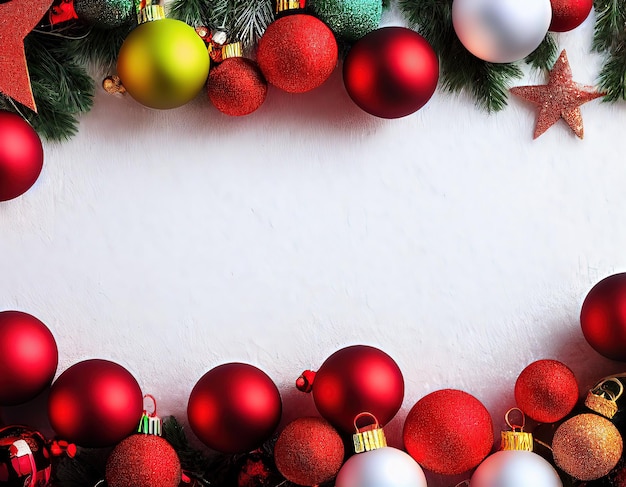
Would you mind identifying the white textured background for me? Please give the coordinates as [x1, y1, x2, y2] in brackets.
[2, 5, 626, 486]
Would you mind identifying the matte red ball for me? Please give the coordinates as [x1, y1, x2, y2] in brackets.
[403, 389, 493, 475]
[48, 359, 143, 447]
[581, 273, 626, 361]
[343, 26, 439, 119]
[0, 111, 44, 201]
[549, 0, 593, 32]
[256, 14, 338, 93]
[187, 362, 282, 453]
[274, 417, 344, 486]
[0, 311, 58, 406]
[208, 57, 268, 116]
[515, 359, 578, 423]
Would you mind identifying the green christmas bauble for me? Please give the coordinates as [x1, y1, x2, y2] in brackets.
[74, 0, 133, 29]
[309, 0, 382, 41]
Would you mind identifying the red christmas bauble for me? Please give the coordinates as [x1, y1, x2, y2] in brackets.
[0, 425, 52, 487]
[548, 0, 593, 32]
[403, 389, 493, 475]
[274, 417, 344, 486]
[48, 359, 143, 447]
[187, 362, 282, 453]
[580, 273, 626, 361]
[343, 26, 439, 119]
[256, 14, 338, 93]
[106, 434, 182, 487]
[208, 57, 268, 116]
[514, 359, 578, 423]
[0, 311, 58, 406]
[0, 111, 44, 202]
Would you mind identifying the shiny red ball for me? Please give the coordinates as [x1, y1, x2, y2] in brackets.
[343, 27, 439, 119]
[48, 359, 143, 447]
[515, 359, 578, 423]
[310, 345, 404, 434]
[208, 58, 268, 116]
[187, 362, 282, 453]
[0, 111, 44, 201]
[274, 417, 344, 486]
[581, 273, 626, 361]
[403, 389, 493, 475]
[0, 311, 58, 406]
[256, 14, 338, 93]
[549, 0, 593, 32]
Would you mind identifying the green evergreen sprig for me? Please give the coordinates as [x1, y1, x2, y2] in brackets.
[593, 0, 626, 101]
[526, 33, 559, 70]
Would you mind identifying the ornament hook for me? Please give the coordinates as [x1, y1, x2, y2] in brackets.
[591, 377, 624, 402]
[504, 407, 526, 432]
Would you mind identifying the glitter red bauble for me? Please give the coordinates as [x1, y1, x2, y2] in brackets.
[187, 362, 282, 453]
[256, 14, 338, 94]
[274, 417, 344, 486]
[514, 359, 578, 423]
[403, 389, 494, 475]
[0, 310, 58, 406]
[48, 359, 143, 447]
[580, 273, 626, 361]
[548, 0, 593, 32]
[0, 111, 44, 202]
[105, 434, 182, 487]
[208, 57, 268, 116]
[342, 26, 439, 119]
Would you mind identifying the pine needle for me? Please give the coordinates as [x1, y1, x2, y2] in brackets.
[525, 33, 559, 71]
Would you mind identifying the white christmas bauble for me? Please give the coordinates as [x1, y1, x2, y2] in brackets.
[452, 0, 552, 63]
[335, 447, 427, 487]
[470, 450, 563, 487]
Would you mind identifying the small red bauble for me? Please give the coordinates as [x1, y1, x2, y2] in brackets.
[548, 0, 593, 32]
[403, 389, 493, 475]
[48, 359, 143, 447]
[581, 273, 626, 361]
[208, 57, 268, 116]
[514, 359, 578, 423]
[256, 14, 338, 93]
[343, 26, 439, 119]
[0, 111, 44, 201]
[0, 310, 58, 406]
[274, 417, 344, 486]
[187, 362, 282, 453]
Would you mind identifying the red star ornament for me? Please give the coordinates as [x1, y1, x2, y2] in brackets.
[0, 0, 56, 112]
[510, 50, 604, 139]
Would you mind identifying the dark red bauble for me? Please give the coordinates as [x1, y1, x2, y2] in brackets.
[515, 359, 578, 423]
[208, 58, 268, 116]
[187, 362, 282, 453]
[48, 359, 143, 447]
[0, 111, 44, 202]
[106, 434, 182, 487]
[343, 26, 439, 119]
[548, 0, 593, 32]
[403, 389, 493, 475]
[581, 273, 626, 361]
[308, 345, 404, 434]
[256, 14, 338, 93]
[0, 311, 58, 406]
[274, 417, 344, 486]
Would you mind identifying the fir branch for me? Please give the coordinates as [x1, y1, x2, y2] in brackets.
[525, 33, 558, 71]
[168, 0, 214, 29]
[230, 0, 274, 51]
[597, 45, 626, 101]
[592, 0, 626, 53]
[66, 23, 135, 72]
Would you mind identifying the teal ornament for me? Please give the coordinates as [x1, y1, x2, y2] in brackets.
[74, 0, 133, 28]
[309, 0, 382, 41]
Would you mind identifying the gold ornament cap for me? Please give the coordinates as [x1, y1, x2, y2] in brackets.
[500, 408, 533, 452]
[352, 412, 387, 454]
[136, 0, 164, 24]
[275, 0, 304, 14]
[222, 42, 243, 60]
[585, 377, 623, 419]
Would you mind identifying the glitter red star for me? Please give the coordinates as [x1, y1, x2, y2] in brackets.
[510, 50, 604, 139]
[0, 0, 55, 112]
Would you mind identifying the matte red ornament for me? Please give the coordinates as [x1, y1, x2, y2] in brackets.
[581, 273, 626, 361]
[0, 111, 44, 202]
[0, 310, 57, 406]
[515, 359, 578, 423]
[343, 26, 439, 119]
[299, 345, 404, 434]
[48, 359, 143, 447]
[274, 417, 344, 486]
[403, 389, 493, 475]
[548, 0, 593, 32]
[256, 14, 338, 94]
[208, 58, 268, 116]
[187, 362, 282, 453]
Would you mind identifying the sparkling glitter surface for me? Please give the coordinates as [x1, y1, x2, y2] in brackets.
[309, 0, 382, 41]
[208, 57, 268, 116]
[74, 0, 133, 29]
[509, 50, 604, 139]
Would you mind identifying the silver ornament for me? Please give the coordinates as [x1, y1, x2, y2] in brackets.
[470, 450, 563, 487]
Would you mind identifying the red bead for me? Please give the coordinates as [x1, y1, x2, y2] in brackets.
[549, 0, 593, 32]
[208, 58, 267, 116]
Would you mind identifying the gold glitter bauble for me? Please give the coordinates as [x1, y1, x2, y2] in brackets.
[552, 413, 623, 481]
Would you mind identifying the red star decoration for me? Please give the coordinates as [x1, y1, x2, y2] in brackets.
[0, 0, 56, 112]
[510, 50, 604, 139]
